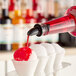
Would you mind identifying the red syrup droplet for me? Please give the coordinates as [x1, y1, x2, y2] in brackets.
[14, 35, 32, 61]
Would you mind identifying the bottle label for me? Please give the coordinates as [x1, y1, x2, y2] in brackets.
[1, 24, 13, 44]
[0, 25, 3, 43]
[13, 24, 27, 43]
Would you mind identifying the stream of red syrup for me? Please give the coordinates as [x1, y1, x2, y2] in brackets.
[26, 35, 29, 47]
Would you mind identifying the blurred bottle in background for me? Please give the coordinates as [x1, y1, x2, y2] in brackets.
[25, 0, 36, 24]
[24, 0, 37, 45]
[58, 0, 74, 17]
[0, 1, 2, 50]
[0, 0, 2, 20]
[54, 0, 59, 17]
[21, 0, 27, 18]
[36, 0, 47, 23]
[12, 0, 25, 51]
[9, 0, 15, 19]
[47, 0, 55, 20]
[0, 0, 13, 51]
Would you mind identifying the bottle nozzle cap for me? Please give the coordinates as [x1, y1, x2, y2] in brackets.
[27, 27, 39, 36]
[27, 24, 42, 36]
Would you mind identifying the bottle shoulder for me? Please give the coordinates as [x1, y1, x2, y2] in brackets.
[1, 17, 12, 24]
[12, 16, 25, 24]
[2, 16, 11, 20]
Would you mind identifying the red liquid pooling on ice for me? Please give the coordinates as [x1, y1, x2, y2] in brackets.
[14, 35, 32, 61]
[14, 47, 32, 61]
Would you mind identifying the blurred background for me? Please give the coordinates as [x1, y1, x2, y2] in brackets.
[0, 0, 76, 51]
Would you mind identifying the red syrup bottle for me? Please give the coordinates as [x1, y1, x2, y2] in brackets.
[27, 6, 76, 37]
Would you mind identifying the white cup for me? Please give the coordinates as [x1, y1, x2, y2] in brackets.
[30, 44, 48, 76]
[52, 43, 65, 74]
[34, 56, 48, 76]
[12, 59, 38, 76]
[41, 43, 56, 76]
[45, 54, 56, 76]
[54, 53, 65, 72]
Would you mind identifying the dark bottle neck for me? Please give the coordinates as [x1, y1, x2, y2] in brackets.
[0, 19, 1, 24]
[2, 9, 9, 17]
[1, 9, 11, 24]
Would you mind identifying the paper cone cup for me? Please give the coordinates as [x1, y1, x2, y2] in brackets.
[34, 56, 48, 76]
[45, 54, 56, 76]
[54, 54, 64, 72]
[47, 73, 53, 76]
[53, 70, 61, 76]
[12, 59, 38, 76]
